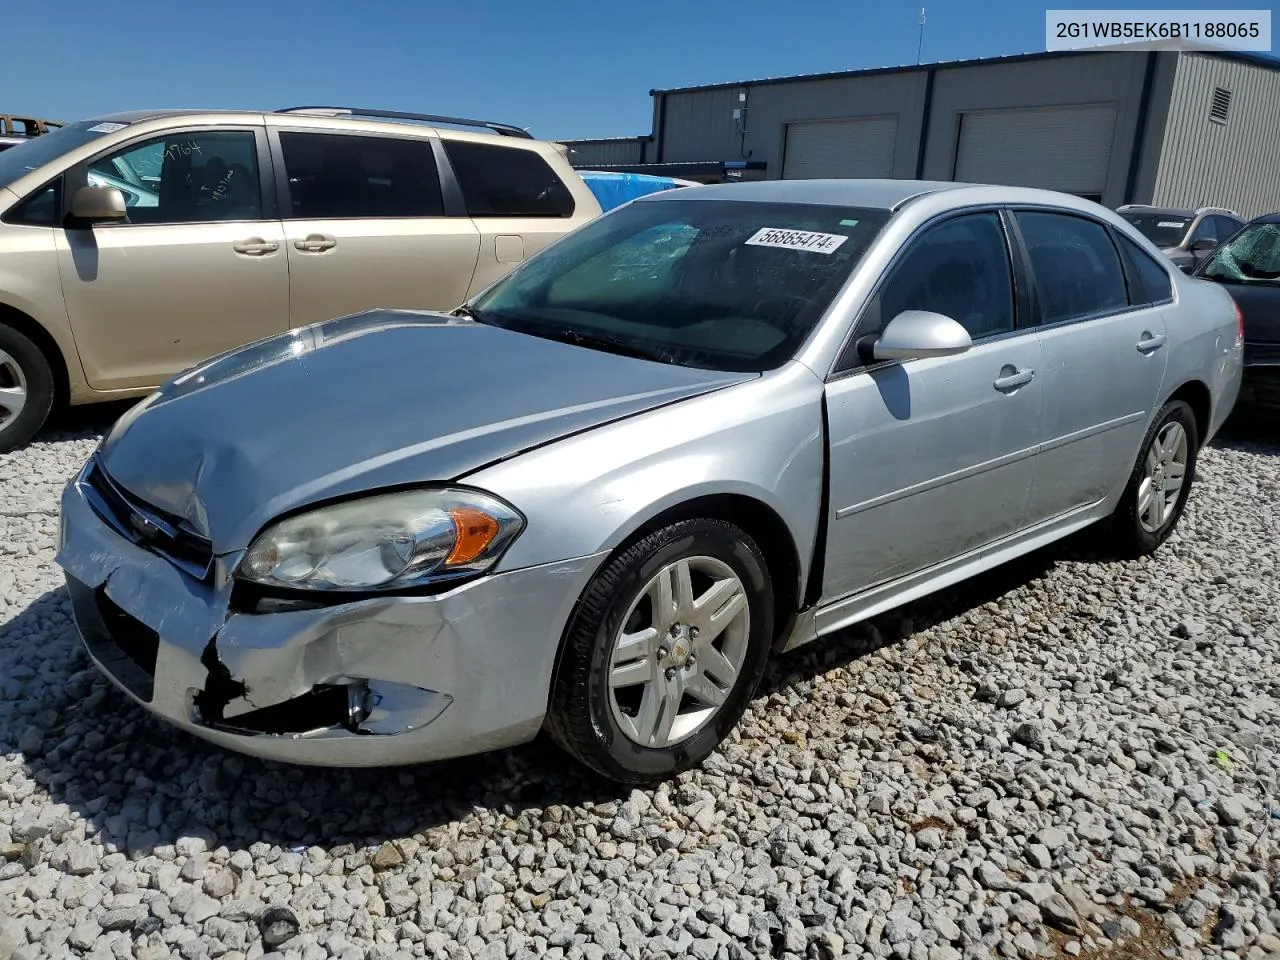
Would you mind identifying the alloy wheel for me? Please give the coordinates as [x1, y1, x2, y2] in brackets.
[0, 348, 27, 432]
[607, 555, 750, 748]
[1137, 420, 1188, 533]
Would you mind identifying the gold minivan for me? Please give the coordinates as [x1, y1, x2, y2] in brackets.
[0, 106, 602, 450]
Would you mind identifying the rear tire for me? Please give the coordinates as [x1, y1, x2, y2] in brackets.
[1104, 399, 1199, 558]
[0, 324, 55, 454]
[546, 518, 774, 785]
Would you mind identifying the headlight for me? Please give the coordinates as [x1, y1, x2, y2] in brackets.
[236, 488, 524, 591]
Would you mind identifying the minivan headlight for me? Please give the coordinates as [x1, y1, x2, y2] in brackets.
[236, 488, 524, 591]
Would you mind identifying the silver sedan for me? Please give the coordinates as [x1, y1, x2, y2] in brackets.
[56, 179, 1243, 784]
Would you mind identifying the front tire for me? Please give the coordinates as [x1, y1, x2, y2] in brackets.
[1105, 399, 1199, 557]
[546, 518, 774, 785]
[0, 325, 56, 454]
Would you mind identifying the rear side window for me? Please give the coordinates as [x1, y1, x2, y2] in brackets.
[1116, 233, 1173, 304]
[443, 140, 574, 218]
[279, 132, 444, 219]
[1016, 211, 1128, 324]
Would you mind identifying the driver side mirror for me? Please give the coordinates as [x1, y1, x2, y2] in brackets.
[69, 185, 127, 224]
[1190, 237, 1218, 255]
[872, 310, 972, 362]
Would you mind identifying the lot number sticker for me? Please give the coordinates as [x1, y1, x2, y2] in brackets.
[745, 227, 849, 254]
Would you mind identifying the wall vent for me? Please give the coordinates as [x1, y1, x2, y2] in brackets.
[1209, 86, 1232, 124]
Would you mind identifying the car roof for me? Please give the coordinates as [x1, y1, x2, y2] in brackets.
[645, 178, 968, 210]
[1118, 205, 1195, 217]
[1250, 212, 1280, 224]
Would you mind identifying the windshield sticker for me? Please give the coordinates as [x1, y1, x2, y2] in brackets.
[1158, 220, 1185, 228]
[839, 219, 861, 227]
[745, 227, 848, 254]
[87, 122, 128, 133]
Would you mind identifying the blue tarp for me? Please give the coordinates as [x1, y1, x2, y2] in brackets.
[579, 171, 692, 212]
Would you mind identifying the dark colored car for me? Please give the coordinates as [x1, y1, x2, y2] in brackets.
[1118, 204, 1245, 274]
[1195, 213, 1280, 408]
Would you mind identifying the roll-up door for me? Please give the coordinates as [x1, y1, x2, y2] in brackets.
[782, 116, 898, 180]
[954, 104, 1117, 198]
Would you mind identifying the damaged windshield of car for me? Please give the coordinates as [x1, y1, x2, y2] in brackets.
[469, 198, 890, 372]
[1200, 222, 1280, 283]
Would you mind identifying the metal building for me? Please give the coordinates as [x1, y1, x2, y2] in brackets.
[561, 47, 1280, 216]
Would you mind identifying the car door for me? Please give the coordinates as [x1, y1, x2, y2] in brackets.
[1012, 210, 1170, 523]
[440, 138, 582, 298]
[820, 210, 1044, 602]
[54, 126, 289, 390]
[270, 127, 481, 327]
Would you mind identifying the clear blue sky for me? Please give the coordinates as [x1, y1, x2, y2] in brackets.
[2, 0, 1268, 141]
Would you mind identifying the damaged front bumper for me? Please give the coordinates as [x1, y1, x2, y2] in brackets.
[55, 466, 606, 767]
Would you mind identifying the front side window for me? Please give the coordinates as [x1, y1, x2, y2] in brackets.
[1200, 222, 1280, 284]
[1190, 216, 1219, 245]
[1212, 216, 1242, 243]
[471, 198, 889, 372]
[1016, 211, 1128, 324]
[1119, 212, 1190, 249]
[87, 130, 262, 224]
[870, 212, 1016, 344]
[279, 132, 443, 219]
[444, 140, 575, 218]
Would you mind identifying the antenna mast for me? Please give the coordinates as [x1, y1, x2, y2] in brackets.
[916, 7, 927, 65]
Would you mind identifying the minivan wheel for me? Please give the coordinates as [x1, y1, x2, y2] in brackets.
[0, 325, 55, 454]
[546, 518, 774, 785]
[1106, 399, 1199, 557]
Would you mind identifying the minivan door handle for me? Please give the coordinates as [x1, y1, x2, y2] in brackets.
[232, 238, 279, 256]
[993, 366, 1035, 392]
[294, 233, 337, 253]
[1136, 332, 1168, 354]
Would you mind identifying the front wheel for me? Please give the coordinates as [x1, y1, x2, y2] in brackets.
[1105, 399, 1199, 557]
[546, 518, 774, 785]
[0, 325, 56, 455]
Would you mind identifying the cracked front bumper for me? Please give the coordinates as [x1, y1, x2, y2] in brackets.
[55, 469, 606, 767]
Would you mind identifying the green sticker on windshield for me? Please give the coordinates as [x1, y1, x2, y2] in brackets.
[839, 219, 860, 227]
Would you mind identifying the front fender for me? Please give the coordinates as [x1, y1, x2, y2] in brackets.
[466, 362, 828, 599]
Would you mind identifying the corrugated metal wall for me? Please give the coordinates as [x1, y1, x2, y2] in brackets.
[1153, 53, 1280, 218]
[559, 138, 650, 167]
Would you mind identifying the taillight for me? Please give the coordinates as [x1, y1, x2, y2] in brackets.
[1231, 296, 1245, 342]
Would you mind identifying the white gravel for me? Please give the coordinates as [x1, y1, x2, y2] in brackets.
[1, 406, 1278, 960]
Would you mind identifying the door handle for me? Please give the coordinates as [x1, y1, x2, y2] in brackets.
[993, 367, 1035, 392]
[232, 238, 279, 256]
[294, 234, 337, 253]
[1136, 332, 1168, 354]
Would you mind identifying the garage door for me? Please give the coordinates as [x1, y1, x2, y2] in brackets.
[954, 105, 1117, 198]
[782, 116, 897, 180]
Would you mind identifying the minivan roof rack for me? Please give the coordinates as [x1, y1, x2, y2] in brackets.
[274, 106, 533, 139]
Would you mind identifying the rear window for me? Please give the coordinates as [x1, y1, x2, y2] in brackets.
[444, 140, 574, 218]
[1116, 232, 1174, 304]
[1119, 212, 1190, 249]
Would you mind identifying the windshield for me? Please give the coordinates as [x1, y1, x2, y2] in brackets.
[471, 198, 890, 372]
[1199, 222, 1280, 284]
[0, 120, 123, 189]
[1120, 212, 1191, 248]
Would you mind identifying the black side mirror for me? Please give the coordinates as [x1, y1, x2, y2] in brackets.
[1191, 237, 1218, 255]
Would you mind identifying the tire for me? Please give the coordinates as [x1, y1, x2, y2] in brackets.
[546, 518, 774, 785]
[0, 324, 56, 455]
[1104, 399, 1199, 558]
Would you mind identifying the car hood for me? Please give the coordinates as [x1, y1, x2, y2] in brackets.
[97, 311, 754, 553]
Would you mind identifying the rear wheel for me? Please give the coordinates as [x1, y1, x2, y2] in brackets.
[0, 325, 56, 454]
[546, 518, 774, 785]
[1105, 399, 1198, 557]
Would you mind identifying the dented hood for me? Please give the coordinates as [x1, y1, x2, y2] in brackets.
[97, 311, 752, 553]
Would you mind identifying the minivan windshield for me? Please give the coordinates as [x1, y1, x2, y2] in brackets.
[0, 120, 121, 189]
[470, 198, 889, 372]
[1119, 212, 1191, 249]
[1199, 222, 1280, 284]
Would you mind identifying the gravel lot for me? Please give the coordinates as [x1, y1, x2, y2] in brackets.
[1, 405, 1278, 960]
